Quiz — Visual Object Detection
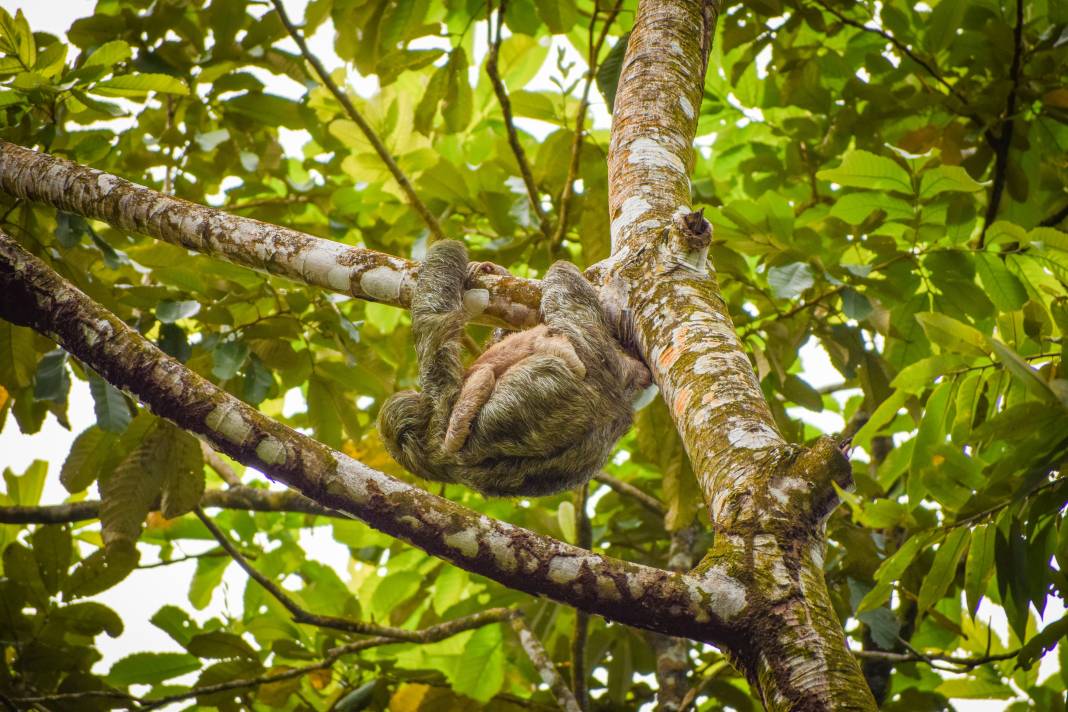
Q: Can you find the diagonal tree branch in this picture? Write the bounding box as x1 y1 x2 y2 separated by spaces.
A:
512 615 583 712
486 0 551 238
0 140 541 329
269 0 448 244
0 228 746 646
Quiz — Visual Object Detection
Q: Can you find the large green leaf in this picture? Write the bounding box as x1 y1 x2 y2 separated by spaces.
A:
817 150 912 193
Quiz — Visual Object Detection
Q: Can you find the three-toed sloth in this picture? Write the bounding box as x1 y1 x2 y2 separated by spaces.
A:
377 240 651 497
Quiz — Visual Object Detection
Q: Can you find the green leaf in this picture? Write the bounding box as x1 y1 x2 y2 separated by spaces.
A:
65 544 139 599
964 523 995 616
151 604 198 647
817 150 912 193
225 93 305 129
414 64 448 134
914 312 989 357
917 165 985 199
51 601 124 638
917 527 969 613
533 0 577 33
92 73 189 97
1017 615 1068 670
186 631 259 660
156 299 200 323
596 33 629 112
189 552 230 610
61 425 120 493
157 424 205 519
449 624 505 702
441 48 472 134
857 532 934 613
32 524 71 595
89 372 132 433
212 340 249 380
767 262 815 299
988 339 1060 403
108 651 200 686
852 389 908 451
829 192 913 224
4 459 48 506
557 500 576 543
33 349 70 402
891 355 963 394
0 322 35 389
975 253 1027 311
81 39 132 68
242 355 274 406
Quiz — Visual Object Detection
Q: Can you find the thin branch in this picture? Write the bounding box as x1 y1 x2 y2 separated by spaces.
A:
979 0 1026 244
269 0 447 243
486 0 551 237
11 610 513 711
571 483 592 710
592 472 665 516
227 195 314 211
138 549 227 569
201 440 242 486
551 0 623 250
0 486 335 525
512 615 583 712
196 506 460 640
854 645 1018 672
1039 203 1068 227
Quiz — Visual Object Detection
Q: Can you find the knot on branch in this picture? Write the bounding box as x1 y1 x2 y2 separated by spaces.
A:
783 435 854 524
671 208 712 254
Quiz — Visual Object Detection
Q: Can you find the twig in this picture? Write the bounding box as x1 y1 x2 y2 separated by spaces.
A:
228 195 314 211
512 615 583 712
1039 203 1068 227
592 472 665 515
137 549 227 569
201 440 241 486
571 483 592 710
486 0 551 237
979 0 1026 244
12 610 512 710
196 507 456 639
0 486 335 525
854 643 1018 672
270 0 447 243
551 0 623 250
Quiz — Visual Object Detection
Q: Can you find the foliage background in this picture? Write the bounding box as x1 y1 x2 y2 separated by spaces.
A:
0 0 1066 709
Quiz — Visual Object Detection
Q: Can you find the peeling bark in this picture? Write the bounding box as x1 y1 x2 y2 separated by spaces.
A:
0 141 540 330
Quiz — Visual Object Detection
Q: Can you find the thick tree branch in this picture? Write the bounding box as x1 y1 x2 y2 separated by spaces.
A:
0 140 540 329
0 229 746 646
269 0 447 243
605 0 874 707
0 485 333 524
486 0 551 238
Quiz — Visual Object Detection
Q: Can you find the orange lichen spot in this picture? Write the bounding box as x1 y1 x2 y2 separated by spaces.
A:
673 387 691 417
932 454 945 467
658 345 680 369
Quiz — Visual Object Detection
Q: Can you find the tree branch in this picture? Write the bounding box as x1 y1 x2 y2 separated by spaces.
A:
0 140 540 329
197 506 476 640
486 0 551 238
592 472 665 515
0 228 744 645
852 647 1018 671
1040 203 1068 227
571 483 592 710
269 0 447 243
512 615 583 712
979 0 1026 244
0 485 335 525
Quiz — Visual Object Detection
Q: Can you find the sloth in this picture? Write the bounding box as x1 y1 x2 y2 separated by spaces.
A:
377 240 651 497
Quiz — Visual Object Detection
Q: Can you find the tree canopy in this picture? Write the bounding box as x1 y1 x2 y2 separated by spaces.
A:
0 0 1066 710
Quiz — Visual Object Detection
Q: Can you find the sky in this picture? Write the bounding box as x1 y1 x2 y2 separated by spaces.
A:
0 1 1060 709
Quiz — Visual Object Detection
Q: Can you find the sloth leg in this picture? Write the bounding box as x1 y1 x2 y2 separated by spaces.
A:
443 366 496 453
532 333 586 378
